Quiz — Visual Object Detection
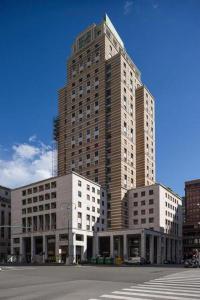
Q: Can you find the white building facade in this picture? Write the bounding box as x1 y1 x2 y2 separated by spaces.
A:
11 172 106 263
96 183 182 264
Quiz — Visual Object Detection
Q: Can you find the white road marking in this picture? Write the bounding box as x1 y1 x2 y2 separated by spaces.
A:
112 290 194 300
122 288 200 297
89 270 200 300
135 285 200 293
154 278 200 282
144 282 200 287
101 296 150 300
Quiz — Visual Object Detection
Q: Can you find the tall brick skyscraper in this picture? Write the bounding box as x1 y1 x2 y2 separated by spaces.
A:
57 15 155 230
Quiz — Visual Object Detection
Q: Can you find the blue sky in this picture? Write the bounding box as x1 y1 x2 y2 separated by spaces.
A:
0 0 200 193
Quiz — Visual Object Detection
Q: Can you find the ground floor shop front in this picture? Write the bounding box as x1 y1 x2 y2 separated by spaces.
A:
96 228 182 264
11 229 93 264
11 228 182 264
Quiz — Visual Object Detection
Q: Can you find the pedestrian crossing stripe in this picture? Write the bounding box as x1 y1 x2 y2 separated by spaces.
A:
88 270 200 300
111 290 196 300
122 288 200 297
136 285 200 293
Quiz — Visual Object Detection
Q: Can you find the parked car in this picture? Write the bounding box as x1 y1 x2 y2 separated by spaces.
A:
184 259 199 268
124 256 146 265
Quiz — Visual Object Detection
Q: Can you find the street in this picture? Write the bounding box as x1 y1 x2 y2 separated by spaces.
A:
1 265 200 300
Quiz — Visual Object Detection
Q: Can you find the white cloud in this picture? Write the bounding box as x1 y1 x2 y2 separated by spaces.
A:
124 0 133 15
29 134 37 143
0 137 55 188
12 144 40 159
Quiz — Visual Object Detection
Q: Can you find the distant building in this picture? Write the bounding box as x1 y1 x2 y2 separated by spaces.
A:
0 185 11 261
183 179 200 258
11 172 106 263
96 183 182 264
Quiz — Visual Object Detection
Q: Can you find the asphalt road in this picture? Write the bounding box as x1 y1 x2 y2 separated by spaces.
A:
0 265 197 300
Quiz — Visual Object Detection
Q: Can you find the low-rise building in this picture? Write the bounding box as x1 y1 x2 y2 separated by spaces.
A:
11 172 106 263
96 183 182 264
0 185 11 261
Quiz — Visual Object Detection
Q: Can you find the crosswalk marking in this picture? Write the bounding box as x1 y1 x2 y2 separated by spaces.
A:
122 288 200 297
144 282 200 287
154 278 200 282
101 296 150 300
88 270 200 300
135 285 200 293
111 291 195 300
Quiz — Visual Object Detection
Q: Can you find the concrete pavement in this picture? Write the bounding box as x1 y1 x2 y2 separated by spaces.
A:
0 265 193 300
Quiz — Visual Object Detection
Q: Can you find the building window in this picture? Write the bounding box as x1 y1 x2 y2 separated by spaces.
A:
51 202 56 209
149 199 154 205
149 190 154 195
45 193 50 200
33 187 37 193
78 180 82 187
78 191 82 197
45 183 50 190
134 193 138 198
133 219 138 225
149 208 154 214
51 192 56 199
141 218 146 224
141 200 145 206
149 217 154 223
141 191 145 197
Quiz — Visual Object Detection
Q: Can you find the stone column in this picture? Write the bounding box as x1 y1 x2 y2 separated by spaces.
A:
157 236 161 264
123 234 128 260
92 235 96 257
19 237 23 263
110 235 114 257
167 238 171 262
178 239 182 263
43 235 47 263
82 235 87 261
150 235 154 264
171 239 175 263
141 231 146 260
72 233 76 264
55 233 60 262
95 235 99 256
31 236 35 262
162 236 166 263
